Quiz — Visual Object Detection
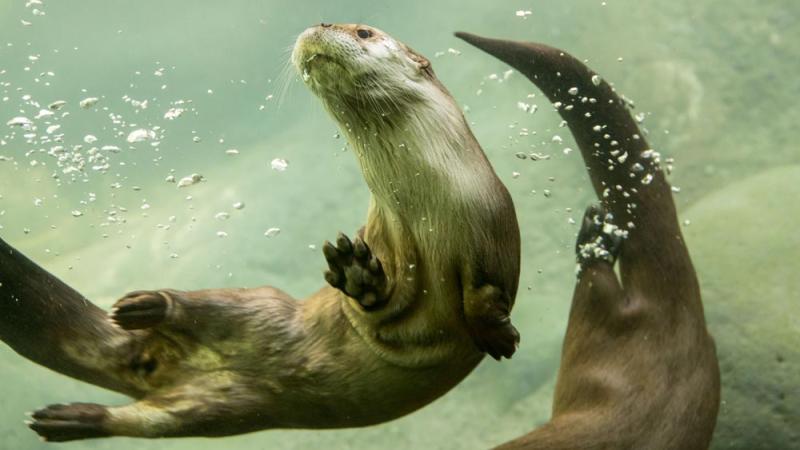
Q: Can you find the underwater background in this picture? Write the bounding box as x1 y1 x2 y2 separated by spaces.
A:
0 0 797 449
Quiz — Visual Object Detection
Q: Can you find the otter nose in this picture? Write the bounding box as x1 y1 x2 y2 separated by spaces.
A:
320 23 332 28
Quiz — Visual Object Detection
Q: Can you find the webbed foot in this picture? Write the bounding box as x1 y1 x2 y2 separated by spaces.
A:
109 290 169 330
27 403 110 442
323 232 389 310
576 204 624 270
464 285 520 360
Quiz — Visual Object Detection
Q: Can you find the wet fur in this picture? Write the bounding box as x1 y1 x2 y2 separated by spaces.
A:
456 33 720 450
293 24 521 365
0 24 520 441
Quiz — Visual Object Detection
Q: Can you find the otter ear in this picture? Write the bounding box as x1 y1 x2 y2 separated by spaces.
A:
403 45 430 70
409 52 430 69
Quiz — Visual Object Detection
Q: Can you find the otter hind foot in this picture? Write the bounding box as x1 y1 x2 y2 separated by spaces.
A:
109 290 169 330
576 204 624 270
323 232 389 310
464 285 520 360
28 403 110 442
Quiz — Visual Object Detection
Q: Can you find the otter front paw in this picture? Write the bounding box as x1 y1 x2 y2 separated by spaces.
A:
323 232 389 310
27 403 110 442
109 290 170 330
575 204 624 271
464 285 519 360
471 317 520 361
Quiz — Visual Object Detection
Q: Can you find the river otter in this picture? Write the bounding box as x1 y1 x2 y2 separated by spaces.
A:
0 24 520 441
455 33 720 449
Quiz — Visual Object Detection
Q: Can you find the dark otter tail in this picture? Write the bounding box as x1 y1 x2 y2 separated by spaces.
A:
456 33 720 449
455 31 698 308
0 237 142 397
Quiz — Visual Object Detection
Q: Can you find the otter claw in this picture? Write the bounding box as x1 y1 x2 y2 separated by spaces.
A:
368 256 382 274
323 232 389 310
324 269 342 289
335 232 353 254
353 237 369 261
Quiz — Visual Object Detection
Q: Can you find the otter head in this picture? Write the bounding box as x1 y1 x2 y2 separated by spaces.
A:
292 23 436 114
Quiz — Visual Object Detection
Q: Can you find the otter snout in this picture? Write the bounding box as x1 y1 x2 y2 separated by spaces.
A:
291 24 366 88
291 25 338 75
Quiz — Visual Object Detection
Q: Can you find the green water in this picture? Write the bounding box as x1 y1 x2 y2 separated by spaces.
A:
0 0 797 449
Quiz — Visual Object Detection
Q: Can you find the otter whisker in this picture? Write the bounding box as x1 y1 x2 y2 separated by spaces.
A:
278 35 305 108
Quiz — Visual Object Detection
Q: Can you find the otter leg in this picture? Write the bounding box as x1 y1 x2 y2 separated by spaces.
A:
27 403 111 442
463 284 520 360
109 286 298 345
575 204 623 273
29 400 188 441
323 232 390 310
29 400 185 441
28 378 263 441
568 204 625 317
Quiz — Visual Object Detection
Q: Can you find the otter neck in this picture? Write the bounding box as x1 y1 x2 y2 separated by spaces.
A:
324 95 495 221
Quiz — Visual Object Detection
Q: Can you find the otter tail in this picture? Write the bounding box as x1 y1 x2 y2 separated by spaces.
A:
455 31 699 304
0 237 143 397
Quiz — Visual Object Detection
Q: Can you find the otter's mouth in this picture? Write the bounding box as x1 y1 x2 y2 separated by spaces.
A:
301 53 343 80
305 53 329 65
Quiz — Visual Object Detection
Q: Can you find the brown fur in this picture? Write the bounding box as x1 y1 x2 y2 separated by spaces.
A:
456 32 720 450
0 24 521 441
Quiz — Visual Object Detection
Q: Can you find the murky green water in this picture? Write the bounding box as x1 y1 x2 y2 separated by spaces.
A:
1 1 797 449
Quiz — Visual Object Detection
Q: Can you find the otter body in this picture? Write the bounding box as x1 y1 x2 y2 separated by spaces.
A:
1 24 520 441
455 33 720 450
308 25 523 365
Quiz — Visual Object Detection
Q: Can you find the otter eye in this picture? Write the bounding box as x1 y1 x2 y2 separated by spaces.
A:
357 29 372 39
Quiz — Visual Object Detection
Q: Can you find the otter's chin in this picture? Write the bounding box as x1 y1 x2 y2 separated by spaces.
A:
294 49 349 91
301 64 351 96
